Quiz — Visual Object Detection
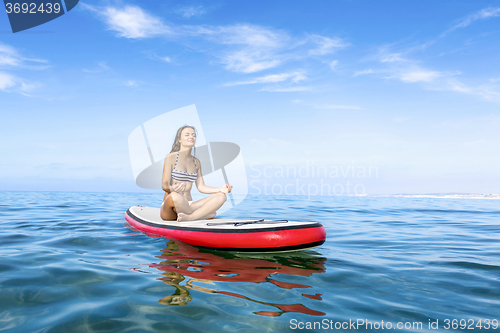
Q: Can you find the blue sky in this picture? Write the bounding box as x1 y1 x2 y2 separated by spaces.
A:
0 0 499 195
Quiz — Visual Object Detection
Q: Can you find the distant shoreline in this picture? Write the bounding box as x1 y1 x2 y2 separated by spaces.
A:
360 194 500 200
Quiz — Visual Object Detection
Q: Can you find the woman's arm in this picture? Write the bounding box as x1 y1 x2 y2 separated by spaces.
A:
194 157 231 194
161 154 174 193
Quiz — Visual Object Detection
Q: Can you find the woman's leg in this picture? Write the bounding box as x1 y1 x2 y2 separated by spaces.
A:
160 192 193 221
178 192 226 221
188 194 221 219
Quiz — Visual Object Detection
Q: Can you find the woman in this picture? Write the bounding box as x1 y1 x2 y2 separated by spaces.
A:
160 125 232 221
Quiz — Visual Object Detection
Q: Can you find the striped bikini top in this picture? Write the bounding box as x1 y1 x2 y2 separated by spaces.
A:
171 151 198 183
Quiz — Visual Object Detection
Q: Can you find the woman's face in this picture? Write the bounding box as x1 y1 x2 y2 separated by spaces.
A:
179 127 196 147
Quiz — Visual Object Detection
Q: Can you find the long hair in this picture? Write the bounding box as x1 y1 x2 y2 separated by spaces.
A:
170 125 197 154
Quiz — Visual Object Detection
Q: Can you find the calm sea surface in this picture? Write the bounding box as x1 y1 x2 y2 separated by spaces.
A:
1 191 499 332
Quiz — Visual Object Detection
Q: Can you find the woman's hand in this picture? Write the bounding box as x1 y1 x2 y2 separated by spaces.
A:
171 181 186 193
219 184 233 193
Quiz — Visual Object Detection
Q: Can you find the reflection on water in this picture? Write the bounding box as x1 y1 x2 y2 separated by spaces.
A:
150 238 327 316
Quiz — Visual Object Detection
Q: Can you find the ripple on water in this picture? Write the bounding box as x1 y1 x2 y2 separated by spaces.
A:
1 192 500 332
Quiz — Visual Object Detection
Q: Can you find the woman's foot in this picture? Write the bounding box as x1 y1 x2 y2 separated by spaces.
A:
177 212 193 222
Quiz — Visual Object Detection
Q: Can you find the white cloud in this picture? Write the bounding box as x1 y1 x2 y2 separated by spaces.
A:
355 50 458 84
446 7 500 34
192 24 342 74
0 44 21 67
83 61 110 73
142 51 173 64
308 35 349 55
467 84 500 103
382 66 459 84
0 43 46 96
477 87 500 102
438 79 473 94
213 31 349 74
223 71 306 86
426 78 500 104
0 72 15 90
176 5 205 18
353 69 376 77
18 81 40 93
328 60 338 70
86 5 349 74
0 71 40 97
212 24 287 48
398 69 448 83
203 24 290 73
159 56 171 63
0 43 48 69
380 53 407 63
89 6 291 73
351 8 500 105
83 4 171 39
124 80 139 87
222 51 281 73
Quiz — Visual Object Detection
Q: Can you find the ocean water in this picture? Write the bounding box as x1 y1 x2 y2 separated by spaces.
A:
1 191 499 332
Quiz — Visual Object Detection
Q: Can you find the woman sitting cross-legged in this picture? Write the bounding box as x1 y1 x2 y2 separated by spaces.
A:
160 125 232 222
